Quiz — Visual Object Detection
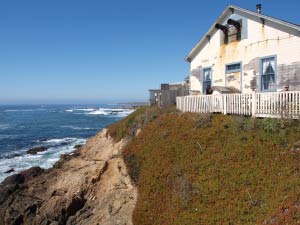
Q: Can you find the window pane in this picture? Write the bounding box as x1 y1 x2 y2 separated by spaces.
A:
226 63 241 73
203 68 211 81
262 58 275 75
261 57 276 91
202 68 212 93
262 61 268 74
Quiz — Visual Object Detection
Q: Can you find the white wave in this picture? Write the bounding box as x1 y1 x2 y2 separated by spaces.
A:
0 124 11 130
76 108 95 112
86 108 134 117
4 109 46 112
42 137 78 144
0 135 17 140
0 138 86 183
4 109 33 112
65 108 95 113
87 109 109 115
0 149 27 159
60 125 93 130
64 107 134 117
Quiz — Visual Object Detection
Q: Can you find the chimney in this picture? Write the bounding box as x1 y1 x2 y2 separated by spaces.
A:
256 4 262 14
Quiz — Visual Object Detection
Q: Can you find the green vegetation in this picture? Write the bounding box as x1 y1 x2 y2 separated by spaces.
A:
108 107 300 224
107 106 178 142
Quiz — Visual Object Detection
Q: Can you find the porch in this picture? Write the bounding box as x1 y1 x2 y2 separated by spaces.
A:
176 91 300 118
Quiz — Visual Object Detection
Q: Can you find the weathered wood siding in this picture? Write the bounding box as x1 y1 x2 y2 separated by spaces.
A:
190 13 300 94
149 90 178 107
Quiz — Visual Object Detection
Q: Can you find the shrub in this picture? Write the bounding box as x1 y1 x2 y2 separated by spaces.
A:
123 153 140 184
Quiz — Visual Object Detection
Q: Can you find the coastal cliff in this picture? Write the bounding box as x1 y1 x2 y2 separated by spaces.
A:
0 129 137 225
2 106 300 224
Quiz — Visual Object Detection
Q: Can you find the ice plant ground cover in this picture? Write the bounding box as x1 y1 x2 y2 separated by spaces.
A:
109 106 300 224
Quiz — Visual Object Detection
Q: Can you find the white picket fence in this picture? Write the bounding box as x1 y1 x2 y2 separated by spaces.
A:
176 91 300 118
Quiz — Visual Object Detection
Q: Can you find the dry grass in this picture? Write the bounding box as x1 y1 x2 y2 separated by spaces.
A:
109 107 300 224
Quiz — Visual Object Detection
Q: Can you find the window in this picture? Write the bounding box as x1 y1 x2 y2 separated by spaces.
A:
225 62 242 90
226 63 241 73
202 68 212 94
227 19 242 43
261 56 276 91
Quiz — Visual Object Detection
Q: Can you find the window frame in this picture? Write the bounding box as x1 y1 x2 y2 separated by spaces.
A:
226 62 242 73
225 61 242 91
259 55 277 92
202 67 212 94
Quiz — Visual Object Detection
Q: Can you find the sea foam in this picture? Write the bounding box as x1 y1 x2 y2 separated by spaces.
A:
86 108 134 116
65 107 134 117
0 137 86 182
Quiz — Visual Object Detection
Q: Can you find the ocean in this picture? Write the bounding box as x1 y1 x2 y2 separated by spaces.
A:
0 104 134 182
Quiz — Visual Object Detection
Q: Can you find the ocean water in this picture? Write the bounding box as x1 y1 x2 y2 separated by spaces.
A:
0 104 134 182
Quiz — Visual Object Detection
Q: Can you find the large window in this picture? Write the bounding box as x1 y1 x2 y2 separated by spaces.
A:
261 56 276 92
202 68 212 94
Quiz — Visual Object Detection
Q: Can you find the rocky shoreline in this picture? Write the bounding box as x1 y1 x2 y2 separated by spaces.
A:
0 129 137 225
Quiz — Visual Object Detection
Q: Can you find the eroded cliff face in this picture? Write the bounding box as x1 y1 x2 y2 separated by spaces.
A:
0 129 137 225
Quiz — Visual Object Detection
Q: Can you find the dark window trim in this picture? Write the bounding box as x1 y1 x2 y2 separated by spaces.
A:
259 55 277 92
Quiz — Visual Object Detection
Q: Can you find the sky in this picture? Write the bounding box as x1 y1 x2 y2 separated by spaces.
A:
0 0 299 104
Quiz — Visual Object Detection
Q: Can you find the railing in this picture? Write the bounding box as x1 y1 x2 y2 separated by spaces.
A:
176 91 300 118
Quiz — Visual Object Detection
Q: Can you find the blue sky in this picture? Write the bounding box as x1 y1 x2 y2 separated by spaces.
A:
0 0 299 104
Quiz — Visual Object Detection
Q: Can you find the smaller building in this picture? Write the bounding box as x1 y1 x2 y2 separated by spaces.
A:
149 82 189 107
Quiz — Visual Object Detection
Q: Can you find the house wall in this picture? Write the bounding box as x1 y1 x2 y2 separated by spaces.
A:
190 14 300 94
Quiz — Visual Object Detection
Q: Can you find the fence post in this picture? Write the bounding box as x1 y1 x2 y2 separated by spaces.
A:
223 95 227 115
252 93 256 117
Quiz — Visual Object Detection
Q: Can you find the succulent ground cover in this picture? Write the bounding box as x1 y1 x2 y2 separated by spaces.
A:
108 106 300 224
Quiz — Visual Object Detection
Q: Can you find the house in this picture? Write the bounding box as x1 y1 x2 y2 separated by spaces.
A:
186 4 300 95
149 81 189 107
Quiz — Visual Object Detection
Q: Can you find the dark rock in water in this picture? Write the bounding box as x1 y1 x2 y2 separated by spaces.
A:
74 144 82 149
2 173 25 185
2 167 44 186
59 141 70 146
0 153 21 160
27 146 48 155
54 151 81 169
4 168 15 174
5 153 21 159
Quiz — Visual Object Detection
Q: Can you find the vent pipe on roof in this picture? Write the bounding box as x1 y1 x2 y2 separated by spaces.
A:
256 4 262 14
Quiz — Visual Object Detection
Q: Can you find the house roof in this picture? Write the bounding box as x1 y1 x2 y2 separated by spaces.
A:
185 5 300 62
